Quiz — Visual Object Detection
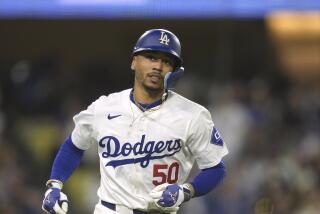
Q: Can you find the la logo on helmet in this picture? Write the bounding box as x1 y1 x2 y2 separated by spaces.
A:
159 31 170 45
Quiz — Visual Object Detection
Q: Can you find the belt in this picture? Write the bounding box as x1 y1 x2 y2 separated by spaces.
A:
100 200 169 214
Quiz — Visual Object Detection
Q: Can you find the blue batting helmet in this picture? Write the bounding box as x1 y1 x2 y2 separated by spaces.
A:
132 29 182 67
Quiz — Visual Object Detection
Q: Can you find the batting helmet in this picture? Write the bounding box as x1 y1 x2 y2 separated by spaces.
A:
132 29 182 68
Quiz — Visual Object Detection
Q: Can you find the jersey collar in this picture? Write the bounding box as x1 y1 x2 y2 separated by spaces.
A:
129 89 168 112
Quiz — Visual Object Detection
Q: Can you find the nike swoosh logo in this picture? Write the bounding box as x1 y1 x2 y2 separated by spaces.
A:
108 114 121 120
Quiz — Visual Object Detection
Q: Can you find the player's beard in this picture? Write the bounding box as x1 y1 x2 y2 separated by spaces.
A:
142 78 164 94
139 74 165 96
134 69 165 96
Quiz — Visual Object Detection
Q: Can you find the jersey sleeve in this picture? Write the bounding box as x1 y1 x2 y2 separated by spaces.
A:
187 109 228 169
71 99 98 150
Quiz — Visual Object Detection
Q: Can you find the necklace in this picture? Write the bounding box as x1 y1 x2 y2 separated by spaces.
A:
132 91 168 113
129 90 169 127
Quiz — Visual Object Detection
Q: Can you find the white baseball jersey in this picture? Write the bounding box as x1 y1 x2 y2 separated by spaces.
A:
71 88 228 210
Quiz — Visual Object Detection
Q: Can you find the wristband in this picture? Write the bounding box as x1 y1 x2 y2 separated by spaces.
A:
46 179 63 189
181 183 195 202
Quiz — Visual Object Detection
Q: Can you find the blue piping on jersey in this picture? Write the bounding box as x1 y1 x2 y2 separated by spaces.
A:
129 89 168 111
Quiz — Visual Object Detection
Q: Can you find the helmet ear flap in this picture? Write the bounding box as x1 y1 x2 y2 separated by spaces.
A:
164 67 184 89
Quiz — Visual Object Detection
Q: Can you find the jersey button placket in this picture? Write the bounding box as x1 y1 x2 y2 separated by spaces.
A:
138 115 147 132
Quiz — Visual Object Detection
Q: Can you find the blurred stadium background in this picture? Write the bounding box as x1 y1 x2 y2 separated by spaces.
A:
0 1 319 214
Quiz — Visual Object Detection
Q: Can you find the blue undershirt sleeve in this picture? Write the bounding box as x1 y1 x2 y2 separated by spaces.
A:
190 161 226 197
50 136 85 182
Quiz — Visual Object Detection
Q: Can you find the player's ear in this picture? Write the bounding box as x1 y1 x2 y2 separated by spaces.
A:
131 56 136 70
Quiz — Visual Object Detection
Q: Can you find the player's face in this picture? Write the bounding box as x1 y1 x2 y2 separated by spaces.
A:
131 51 175 93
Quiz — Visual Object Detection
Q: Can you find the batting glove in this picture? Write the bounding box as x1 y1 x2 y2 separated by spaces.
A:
42 180 69 214
149 183 194 212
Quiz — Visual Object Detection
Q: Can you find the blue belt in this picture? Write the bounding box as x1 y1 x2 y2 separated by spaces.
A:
100 200 169 214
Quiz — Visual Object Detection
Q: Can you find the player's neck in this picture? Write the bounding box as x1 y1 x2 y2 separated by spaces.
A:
133 86 164 104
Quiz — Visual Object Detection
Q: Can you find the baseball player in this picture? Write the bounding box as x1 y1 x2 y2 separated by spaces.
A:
42 29 228 214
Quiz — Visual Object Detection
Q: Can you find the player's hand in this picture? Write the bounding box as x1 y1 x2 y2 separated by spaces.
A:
149 183 193 212
42 180 69 214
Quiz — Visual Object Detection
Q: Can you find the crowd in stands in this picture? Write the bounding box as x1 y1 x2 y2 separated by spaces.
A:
0 55 319 214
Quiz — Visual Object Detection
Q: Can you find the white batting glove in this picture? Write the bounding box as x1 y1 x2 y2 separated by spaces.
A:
42 180 69 214
149 183 194 212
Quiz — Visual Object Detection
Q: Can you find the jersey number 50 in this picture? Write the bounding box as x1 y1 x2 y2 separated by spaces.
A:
152 162 179 186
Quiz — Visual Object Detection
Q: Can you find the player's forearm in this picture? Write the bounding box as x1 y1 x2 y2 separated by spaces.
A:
190 161 226 197
50 136 85 182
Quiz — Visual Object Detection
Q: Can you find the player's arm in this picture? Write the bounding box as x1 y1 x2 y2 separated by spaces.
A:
49 136 85 182
42 97 99 214
190 160 226 197
42 136 85 214
187 110 228 197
